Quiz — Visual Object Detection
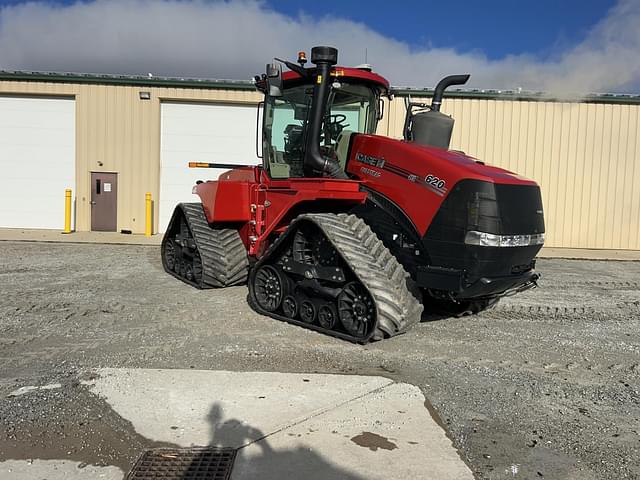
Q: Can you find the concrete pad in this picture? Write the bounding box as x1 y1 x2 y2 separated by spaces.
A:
0 459 123 480
86 368 393 447
86 368 473 479
0 228 161 245
233 382 473 480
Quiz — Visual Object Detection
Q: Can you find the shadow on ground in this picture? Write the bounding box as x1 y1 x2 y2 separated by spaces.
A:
193 402 366 480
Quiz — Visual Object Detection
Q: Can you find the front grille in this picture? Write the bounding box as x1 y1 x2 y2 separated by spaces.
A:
423 179 545 280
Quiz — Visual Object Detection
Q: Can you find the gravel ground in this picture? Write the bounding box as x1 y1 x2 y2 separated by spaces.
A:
0 241 638 479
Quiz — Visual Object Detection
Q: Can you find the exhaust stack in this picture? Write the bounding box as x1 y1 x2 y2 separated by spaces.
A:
431 74 470 112
404 74 470 150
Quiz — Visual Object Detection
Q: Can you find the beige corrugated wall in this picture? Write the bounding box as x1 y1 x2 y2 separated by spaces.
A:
1 79 639 249
0 80 261 233
384 97 640 250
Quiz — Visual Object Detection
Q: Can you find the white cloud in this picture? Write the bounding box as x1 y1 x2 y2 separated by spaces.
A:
0 0 638 95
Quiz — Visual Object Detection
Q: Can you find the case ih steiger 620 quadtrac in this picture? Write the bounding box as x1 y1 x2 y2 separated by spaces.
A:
161 46 545 343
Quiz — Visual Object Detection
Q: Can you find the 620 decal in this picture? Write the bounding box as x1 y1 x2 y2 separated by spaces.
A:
407 172 447 196
425 174 446 190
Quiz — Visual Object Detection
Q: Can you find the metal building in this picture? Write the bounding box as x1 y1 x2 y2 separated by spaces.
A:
1 71 639 251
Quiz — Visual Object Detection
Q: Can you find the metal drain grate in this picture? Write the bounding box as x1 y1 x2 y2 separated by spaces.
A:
127 447 237 479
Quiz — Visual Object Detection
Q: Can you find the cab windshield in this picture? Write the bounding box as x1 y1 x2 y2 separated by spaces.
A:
263 82 379 178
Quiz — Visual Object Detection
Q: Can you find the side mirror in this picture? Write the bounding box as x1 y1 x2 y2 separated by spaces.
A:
255 101 264 159
266 63 283 97
377 98 385 121
294 104 308 121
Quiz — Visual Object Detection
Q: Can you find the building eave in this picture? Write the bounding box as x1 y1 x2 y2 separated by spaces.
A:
2 70 640 104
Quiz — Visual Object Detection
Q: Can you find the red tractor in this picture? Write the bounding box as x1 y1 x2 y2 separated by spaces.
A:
161 46 545 342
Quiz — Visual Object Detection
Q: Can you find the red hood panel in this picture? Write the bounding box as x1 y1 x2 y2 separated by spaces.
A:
346 134 539 234
353 135 535 185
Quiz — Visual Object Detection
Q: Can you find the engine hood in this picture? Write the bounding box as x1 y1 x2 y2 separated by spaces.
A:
353 135 535 185
346 134 541 235
385 136 536 185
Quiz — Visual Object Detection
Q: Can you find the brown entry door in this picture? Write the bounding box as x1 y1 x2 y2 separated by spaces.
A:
91 172 117 231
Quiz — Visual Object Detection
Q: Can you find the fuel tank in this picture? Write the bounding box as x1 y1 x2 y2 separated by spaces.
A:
193 167 258 223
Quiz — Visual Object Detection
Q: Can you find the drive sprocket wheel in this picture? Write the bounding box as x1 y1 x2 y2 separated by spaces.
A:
338 282 375 338
253 265 284 312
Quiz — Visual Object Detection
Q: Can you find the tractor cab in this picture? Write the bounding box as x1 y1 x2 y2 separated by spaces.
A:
256 47 389 180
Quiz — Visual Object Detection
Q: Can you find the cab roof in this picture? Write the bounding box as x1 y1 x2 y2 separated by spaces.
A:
282 66 390 94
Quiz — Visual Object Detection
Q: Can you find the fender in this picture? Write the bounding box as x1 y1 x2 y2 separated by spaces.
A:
351 187 430 276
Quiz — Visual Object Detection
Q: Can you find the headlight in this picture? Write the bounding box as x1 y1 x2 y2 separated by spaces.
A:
464 230 545 247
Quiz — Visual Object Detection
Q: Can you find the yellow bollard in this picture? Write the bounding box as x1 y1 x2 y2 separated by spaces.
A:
63 189 72 234
145 192 153 237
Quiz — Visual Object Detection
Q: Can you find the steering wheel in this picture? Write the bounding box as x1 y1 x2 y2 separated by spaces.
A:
328 114 347 125
323 114 349 144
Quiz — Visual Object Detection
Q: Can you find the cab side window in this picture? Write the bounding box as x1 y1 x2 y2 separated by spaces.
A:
264 86 311 178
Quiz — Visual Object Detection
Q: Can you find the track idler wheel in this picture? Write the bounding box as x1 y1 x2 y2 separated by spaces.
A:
338 282 375 338
164 240 176 272
282 295 298 319
299 300 316 324
253 265 285 312
183 255 203 284
318 303 338 330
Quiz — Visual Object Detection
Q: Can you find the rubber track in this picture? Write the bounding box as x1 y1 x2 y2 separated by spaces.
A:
163 203 249 288
250 213 423 342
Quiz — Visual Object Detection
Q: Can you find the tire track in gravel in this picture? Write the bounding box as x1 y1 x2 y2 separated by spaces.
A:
2 244 640 479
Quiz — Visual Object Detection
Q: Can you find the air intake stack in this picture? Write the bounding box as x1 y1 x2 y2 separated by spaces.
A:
303 46 347 179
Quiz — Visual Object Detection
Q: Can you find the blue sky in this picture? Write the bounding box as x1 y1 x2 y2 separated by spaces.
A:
0 0 615 60
267 0 616 60
0 0 637 94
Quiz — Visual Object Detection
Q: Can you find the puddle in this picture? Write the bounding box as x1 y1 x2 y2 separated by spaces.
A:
350 432 398 451
0 379 179 472
7 383 62 398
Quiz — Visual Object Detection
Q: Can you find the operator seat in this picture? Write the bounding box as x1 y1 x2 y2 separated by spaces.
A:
335 130 355 171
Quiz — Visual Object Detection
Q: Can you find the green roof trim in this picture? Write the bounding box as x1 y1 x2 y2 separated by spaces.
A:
2 70 640 105
392 87 640 105
0 70 256 91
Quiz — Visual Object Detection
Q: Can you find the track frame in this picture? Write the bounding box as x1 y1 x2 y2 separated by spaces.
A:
248 213 423 343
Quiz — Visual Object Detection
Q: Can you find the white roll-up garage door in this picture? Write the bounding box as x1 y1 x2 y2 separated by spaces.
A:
0 96 75 229
159 102 260 232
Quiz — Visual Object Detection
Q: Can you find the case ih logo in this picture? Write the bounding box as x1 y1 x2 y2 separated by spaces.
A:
356 151 447 196
356 152 385 168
